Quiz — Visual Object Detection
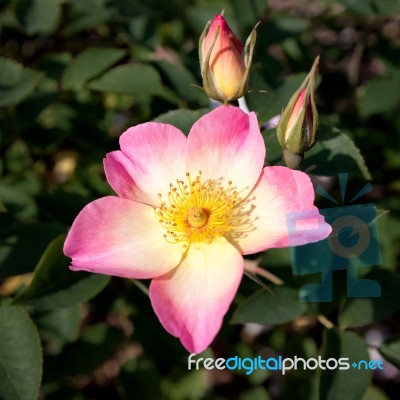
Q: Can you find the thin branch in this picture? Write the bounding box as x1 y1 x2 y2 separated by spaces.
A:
130 279 149 296
244 259 285 285
317 314 335 329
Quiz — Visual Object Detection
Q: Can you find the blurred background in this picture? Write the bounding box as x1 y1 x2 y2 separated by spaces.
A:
0 0 400 399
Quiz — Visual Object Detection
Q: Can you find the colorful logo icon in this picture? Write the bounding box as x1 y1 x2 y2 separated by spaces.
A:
287 173 382 302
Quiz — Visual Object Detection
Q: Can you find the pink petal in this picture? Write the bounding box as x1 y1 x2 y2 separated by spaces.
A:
203 15 243 59
103 151 140 201
64 196 183 278
233 166 332 254
187 106 265 199
150 239 243 353
202 15 245 100
104 122 187 206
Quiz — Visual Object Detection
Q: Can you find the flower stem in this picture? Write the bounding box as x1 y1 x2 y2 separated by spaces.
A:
238 96 250 114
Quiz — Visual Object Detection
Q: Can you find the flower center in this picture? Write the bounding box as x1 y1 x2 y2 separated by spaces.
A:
154 171 239 248
187 207 208 228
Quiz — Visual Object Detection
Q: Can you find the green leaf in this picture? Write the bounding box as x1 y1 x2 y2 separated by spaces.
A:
35 190 91 226
239 387 271 400
62 47 126 90
63 0 112 36
262 128 283 165
0 185 38 221
153 108 210 135
337 0 375 15
319 329 371 400
362 386 389 400
15 0 61 35
231 286 307 325
61 323 124 375
34 306 81 348
379 335 400 369
357 75 400 118
274 16 310 34
231 0 268 28
370 0 400 15
248 73 307 124
118 358 162 400
14 235 110 310
0 221 65 279
88 64 166 96
0 302 42 400
302 125 371 180
4 141 31 173
156 61 208 105
15 91 59 126
186 2 237 35
339 269 400 328
0 57 42 107
163 369 207 400
379 215 400 271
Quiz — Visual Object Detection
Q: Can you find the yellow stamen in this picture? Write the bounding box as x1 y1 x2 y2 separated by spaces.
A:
154 171 242 245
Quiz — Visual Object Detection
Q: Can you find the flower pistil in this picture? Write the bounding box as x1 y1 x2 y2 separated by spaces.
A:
155 171 240 247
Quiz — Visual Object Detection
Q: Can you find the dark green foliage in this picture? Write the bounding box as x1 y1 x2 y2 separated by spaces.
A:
0 0 400 399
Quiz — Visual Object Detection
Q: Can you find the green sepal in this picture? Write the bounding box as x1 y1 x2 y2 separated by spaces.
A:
198 20 211 72
229 21 260 103
199 23 226 102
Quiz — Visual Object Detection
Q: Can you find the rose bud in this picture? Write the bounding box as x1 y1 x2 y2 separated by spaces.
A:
276 56 320 169
199 14 258 103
